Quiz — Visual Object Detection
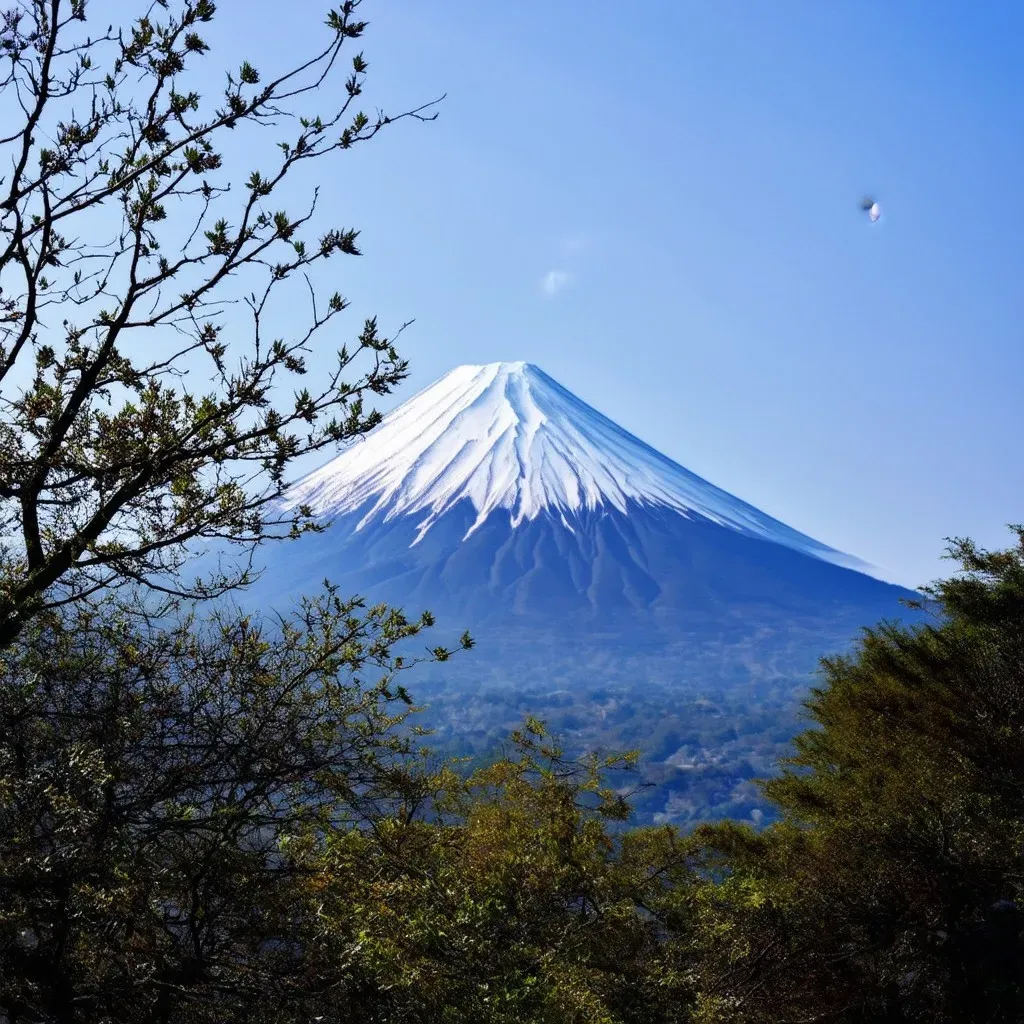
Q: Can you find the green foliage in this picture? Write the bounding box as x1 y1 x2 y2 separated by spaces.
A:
0 589 457 1022
307 720 698 1024
0 0 440 646
689 529 1024 1022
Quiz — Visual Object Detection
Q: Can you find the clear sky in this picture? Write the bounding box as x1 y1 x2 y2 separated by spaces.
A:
213 1 1024 588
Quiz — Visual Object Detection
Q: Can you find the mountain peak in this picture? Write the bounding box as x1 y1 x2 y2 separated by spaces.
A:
283 362 860 568
481 360 532 372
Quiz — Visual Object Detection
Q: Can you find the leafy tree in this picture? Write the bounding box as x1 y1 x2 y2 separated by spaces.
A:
0 0 439 647
309 720 700 1024
0 590 468 1022
688 530 1024 1023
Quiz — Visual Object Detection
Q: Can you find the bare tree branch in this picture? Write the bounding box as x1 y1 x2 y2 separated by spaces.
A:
0 0 441 646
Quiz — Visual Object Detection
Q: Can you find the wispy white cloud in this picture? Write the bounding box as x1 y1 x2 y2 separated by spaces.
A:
541 269 571 297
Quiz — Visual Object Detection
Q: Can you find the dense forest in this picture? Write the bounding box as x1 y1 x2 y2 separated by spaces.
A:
0 2 1020 1021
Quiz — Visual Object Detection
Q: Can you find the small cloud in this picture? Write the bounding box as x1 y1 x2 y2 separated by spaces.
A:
541 269 571 297
562 235 586 254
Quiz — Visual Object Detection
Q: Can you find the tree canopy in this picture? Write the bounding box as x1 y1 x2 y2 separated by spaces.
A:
0 590 463 1021
687 531 1024 1022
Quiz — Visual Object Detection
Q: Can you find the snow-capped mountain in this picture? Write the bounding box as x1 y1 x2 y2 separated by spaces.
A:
282 361 862 569
246 360 911 639
237 360 918 826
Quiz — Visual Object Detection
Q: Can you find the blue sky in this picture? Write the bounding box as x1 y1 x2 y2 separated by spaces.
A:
215 1 1024 588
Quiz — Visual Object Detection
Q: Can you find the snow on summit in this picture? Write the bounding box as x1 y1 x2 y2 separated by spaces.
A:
283 361 857 566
